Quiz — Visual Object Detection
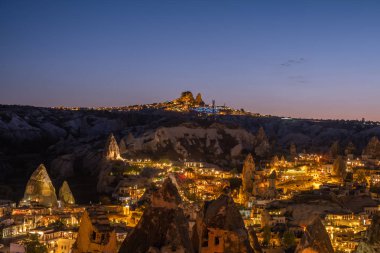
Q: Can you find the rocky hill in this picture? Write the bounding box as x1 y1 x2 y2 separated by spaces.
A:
1 104 380 202
124 123 257 166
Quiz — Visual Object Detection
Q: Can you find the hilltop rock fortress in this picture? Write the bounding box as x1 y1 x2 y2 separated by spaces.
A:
192 191 256 253
19 164 58 207
295 217 334 253
104 133 121 160
119 178 194 253
58 180 75 206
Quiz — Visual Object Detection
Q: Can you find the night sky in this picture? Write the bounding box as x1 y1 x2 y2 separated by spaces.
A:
1 1 380 120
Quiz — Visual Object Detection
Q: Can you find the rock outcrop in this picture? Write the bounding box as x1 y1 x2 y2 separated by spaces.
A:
242 154 255 194
367 214 380 245
355 214 380 252
192 193 254 253
103 133 120 160
119 139 127 154
355 242 377 253
119 178 194 253
255 127 270 157
176 91 195 105
295 217 334 253
195 93 205 106
125 124 256 164
20 164 58 207
363 136 380 159
51 154 75 178
73 208 117 253
290 143 297 157
345 141 356 156
248 227 262 253
329 140 340 158
59 181 75 206
333 156 346 179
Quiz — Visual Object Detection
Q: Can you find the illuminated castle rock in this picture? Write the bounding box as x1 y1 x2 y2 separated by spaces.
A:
59 180 75 206
19 164 58 208
192 191 256 253
176 91 195 105
73 208 117 253
174 91 205 107
104 133 121 160
119 178 194 253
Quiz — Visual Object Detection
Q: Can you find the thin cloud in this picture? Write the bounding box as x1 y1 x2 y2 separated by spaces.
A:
281 58 306 67
287 75 309 86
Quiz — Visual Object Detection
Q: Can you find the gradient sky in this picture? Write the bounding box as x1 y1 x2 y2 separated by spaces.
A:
1 1 380 120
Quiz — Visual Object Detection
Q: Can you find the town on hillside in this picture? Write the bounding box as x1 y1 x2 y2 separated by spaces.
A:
1 119 380 252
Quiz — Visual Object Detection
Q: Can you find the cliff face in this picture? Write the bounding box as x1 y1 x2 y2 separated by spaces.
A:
119 178 194 253
20 164 58 207
192 193 254 253
295 217 334 253
125 124 256 166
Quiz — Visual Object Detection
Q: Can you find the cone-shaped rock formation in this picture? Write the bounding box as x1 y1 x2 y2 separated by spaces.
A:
59 181 75 206
192 193 254 253
104 133 120 160
119 178 194 253
20 164 58 207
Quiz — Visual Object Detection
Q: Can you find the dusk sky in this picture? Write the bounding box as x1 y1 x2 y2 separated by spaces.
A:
1 1 380 120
